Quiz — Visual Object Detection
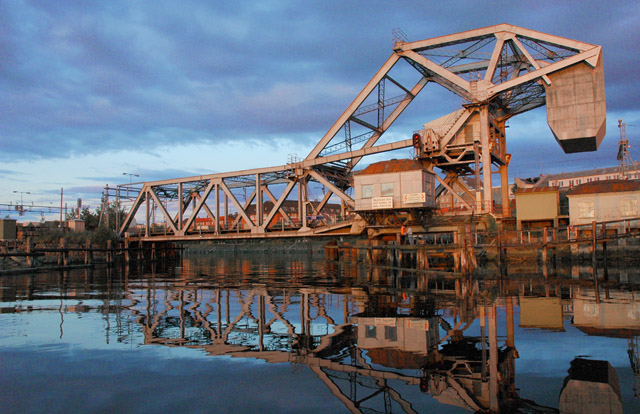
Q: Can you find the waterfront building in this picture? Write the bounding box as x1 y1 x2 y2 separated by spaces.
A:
514 187 561 230
516 163 640 190
566 180 640 227
548 163 640 189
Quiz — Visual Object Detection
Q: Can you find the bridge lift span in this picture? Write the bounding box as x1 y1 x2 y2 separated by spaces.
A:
118 24 605 241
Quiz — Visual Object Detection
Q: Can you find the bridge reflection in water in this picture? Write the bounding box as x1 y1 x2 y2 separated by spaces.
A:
1 255 638 413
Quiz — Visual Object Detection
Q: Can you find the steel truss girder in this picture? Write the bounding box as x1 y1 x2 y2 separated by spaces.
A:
118 168 355 238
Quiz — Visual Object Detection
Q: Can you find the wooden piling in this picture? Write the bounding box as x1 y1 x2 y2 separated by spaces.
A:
498 230 507 277
84 238 93 265
342 242 350 262
324 241 337 261
106 240 113 264
417 248 429 270
387 245 395 267
58 238 68 266
124 237 130 263
26 237 34 268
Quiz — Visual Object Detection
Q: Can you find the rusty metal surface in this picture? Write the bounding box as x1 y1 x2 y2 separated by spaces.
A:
567 179 640 195
356 159 426 176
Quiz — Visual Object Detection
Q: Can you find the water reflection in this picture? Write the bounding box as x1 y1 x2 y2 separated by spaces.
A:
1 255 639 413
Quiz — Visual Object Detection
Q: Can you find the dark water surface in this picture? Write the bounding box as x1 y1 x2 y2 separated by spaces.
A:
1 253 640 413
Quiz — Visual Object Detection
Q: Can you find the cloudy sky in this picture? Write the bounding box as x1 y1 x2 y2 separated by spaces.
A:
1 0 639 221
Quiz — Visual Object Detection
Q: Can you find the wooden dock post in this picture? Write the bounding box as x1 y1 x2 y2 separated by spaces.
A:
417 247 429 270
324 241 337 261
26 237 34 268
459 224 475 275
499 230 507 278
371 240 383 264
124 237 130 263
342 242 350 262
395 246 402 268
106 240 113 264
365 242 372 263
63 238 69 266
85 238 93 265
58 238 68 266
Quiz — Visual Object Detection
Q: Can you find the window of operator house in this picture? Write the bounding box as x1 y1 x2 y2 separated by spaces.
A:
381 183 394 197
362 184 373 199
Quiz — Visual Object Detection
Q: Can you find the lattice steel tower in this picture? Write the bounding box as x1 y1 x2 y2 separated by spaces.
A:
618 119 638 179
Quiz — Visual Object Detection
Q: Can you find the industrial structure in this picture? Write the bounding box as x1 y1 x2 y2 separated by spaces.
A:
116 24 606 242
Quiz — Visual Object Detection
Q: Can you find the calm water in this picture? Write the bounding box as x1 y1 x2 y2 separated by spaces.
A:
1 253 639 413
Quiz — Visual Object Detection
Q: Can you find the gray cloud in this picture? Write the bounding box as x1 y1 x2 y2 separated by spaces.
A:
1 0 638 178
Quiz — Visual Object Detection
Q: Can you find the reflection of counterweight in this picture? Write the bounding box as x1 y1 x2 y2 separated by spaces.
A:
559 358 623 414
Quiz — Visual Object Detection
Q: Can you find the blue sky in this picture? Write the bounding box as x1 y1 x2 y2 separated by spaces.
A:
1 1 639 221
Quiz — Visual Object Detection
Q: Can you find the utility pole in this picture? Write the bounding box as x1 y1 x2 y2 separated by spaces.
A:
60 188 63 228
13 190 30 216
123 172 139 198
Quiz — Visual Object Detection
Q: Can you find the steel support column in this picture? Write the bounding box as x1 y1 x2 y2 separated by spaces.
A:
177 182 183 235
215 183 220 234
145 192 150 237
224 190 228 231
480 106 493 212
256 174 263 230
501 164 510 217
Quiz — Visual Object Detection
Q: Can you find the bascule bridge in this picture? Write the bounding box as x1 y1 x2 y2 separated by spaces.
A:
117 24 606 242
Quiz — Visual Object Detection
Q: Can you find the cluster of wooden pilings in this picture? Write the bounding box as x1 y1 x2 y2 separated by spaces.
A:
324 240 475 274
121 238 180 264
1 237 179 274
325 219 640 277
493 220 640 278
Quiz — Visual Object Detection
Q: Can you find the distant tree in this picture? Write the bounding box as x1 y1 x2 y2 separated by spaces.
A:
66 207 100 230
65 202 126 231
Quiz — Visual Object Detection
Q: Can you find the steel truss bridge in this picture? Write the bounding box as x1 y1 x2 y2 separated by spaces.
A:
117 24 604 242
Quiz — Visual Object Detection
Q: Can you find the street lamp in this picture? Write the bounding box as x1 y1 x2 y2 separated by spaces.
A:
13 190 30 216
122 172 139 198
